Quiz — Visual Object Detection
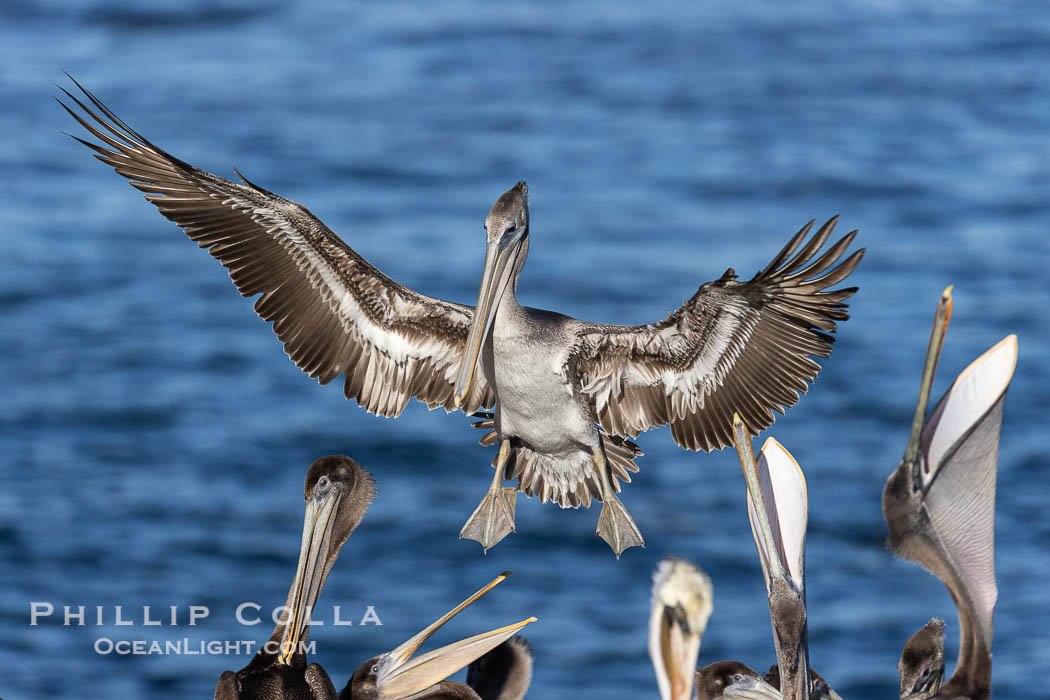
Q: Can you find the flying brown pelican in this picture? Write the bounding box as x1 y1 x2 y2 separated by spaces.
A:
466 637 533 700
59 78 864 556
339 572 536 700
648 557 714 700
882 288 1017 700
214 455 375 700
897 619 946 699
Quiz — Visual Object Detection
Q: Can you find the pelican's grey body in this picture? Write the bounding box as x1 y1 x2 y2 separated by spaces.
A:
486 303 601 499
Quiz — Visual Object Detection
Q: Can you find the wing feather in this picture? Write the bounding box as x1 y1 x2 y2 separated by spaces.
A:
574 219 863 451
60 79 493 417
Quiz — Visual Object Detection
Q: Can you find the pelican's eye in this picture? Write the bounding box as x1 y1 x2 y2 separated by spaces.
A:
371 664 379 674
732 674 745 683
919 667 930 678
506 223 517 234
318 476 330 489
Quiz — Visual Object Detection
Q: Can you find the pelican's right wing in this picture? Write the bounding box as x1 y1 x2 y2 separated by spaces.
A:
59 79 493 417
917 334 1017 653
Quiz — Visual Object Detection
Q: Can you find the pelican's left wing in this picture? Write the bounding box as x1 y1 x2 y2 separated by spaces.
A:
573 219 863 451
59 79 494 418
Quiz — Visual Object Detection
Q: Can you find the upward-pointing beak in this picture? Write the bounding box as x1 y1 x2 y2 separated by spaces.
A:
374 572 537 699
904 285 953 466
454 231 523 409
732 416 812 699
278 478 344 664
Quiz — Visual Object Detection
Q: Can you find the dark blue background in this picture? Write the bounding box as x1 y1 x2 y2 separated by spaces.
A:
3 1 1047 697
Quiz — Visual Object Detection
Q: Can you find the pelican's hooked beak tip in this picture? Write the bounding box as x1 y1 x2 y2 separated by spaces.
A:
941 284 953 300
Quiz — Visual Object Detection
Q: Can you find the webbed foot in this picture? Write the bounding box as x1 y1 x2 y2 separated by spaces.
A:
460 439 517 553
460 485 517 553
596 492 644 558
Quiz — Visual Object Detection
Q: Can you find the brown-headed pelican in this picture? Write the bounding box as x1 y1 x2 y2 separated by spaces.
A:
466 637 533 700
648 557 714 700
59 78 863 556
882 288 1017 700
897 619 946 699
695 661 769 700
339 572 536 700
215 455 375 700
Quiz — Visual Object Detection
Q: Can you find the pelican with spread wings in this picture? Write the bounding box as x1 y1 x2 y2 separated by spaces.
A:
60 78 863 556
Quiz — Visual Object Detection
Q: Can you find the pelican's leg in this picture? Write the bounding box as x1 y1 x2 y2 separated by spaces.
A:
459 440 518 553
593 444 644 558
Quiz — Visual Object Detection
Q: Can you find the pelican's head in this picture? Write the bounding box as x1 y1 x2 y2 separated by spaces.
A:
454 182 531 409
695 661 772 700
898 618 946 699
484 181 529 245
274 455 376 665
649 557 714 700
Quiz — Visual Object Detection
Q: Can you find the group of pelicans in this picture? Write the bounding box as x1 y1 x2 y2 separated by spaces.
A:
56 78 1018 698
210 288 1016 700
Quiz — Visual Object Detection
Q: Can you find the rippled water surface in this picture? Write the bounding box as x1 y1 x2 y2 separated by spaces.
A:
3 2 1048 698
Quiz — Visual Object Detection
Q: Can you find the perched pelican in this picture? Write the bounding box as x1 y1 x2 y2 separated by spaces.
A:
214 456 376 700
731 418 842 700
648 557 714 700
734 419 811 700
339 572 536 700
882 288 1017 700
695 661 770 700
466 637 534 700
60 78 864 555
897 619 946 699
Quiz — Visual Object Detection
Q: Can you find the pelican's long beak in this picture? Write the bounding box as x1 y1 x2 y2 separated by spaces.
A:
278 477 345 664
454 231 525 409
732 417 811 700
724 674 785 699
903 285 953 466
375 572 537 699
652 603 703 700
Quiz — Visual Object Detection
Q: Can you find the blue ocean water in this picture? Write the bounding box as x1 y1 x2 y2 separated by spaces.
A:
2 1 1048 697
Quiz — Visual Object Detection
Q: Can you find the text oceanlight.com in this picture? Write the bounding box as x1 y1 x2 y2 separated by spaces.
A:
94 638 317 656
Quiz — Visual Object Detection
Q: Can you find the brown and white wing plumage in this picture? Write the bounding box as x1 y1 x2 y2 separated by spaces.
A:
59 80 493 417
574 219 863 451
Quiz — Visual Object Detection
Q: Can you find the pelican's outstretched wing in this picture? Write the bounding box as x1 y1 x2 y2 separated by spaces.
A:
915 335 1016 654
59 79 493 417
573 219 863 451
